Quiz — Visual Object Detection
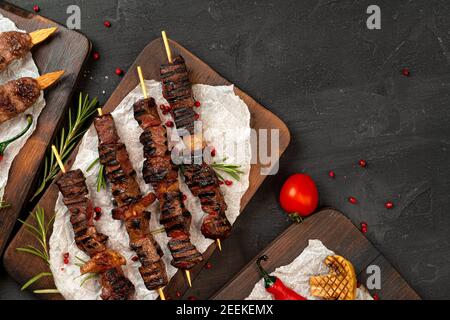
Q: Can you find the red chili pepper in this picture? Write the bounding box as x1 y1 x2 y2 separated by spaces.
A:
256 255 307 300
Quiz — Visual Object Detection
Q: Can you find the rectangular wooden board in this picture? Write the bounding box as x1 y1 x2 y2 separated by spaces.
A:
0 3 91 255
3 38 291 299
213 208 420 300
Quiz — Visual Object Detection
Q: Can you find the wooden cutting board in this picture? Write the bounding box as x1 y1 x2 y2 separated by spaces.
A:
3 38 291 299
214 209 420 300
0 3 90 255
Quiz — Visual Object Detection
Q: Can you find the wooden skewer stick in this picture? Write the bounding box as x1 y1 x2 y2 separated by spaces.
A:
216 239 222 251
30 27 58 46
36 70 65 90
97 108 103 116
158 288 166 301
135 66 168 300
161 33 223 255
185 270 192 288
51 145 66 173
137 66 148 99
138 64 193 289
161 31 173 63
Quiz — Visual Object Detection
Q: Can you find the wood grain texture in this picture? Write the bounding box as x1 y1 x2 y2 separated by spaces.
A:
3 38 290 299
214 208 420 300
0 3 90 255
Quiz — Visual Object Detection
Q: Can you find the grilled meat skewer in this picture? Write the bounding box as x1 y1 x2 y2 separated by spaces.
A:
0 70 64 125
160 55 232 241
94 114 169 291
134 97 203 270
0 28 57 72
56 169 135 300
160 56 197 136
182 163 232 240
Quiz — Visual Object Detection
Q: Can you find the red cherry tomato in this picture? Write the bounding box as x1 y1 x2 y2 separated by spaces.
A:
279 174 319 222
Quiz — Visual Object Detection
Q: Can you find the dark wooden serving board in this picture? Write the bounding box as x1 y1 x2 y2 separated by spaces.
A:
214 209 420 300
0 3 90 255
3 38 291 299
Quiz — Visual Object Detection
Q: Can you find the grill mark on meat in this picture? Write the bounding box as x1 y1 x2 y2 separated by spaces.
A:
160 56 197 135
183 163 232 240
0 77 40 125
100 268 135 300
134 98 203 270
56 169 135 300
160 54 232 241
94 114 169 290
0 32 32 72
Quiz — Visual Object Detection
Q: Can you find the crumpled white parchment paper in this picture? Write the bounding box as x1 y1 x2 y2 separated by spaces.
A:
49 80 252 300
0 14 45 201
246 240 373 300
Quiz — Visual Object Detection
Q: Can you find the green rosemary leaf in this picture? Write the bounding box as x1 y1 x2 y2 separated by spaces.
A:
46 214 56 234
227 171 241 181
16 247 47 262
211 162 244 182
87 158 100 172
75 255 88 264
21 272 52 291
80 273 98 287
34 208 46 238
215 171 225 181
23 229 47 257
18 219 40 236
31 93 99 200
33 289 59 294
0 201 11 209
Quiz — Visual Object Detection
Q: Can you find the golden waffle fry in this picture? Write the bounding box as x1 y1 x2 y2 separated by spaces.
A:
309 255 357 300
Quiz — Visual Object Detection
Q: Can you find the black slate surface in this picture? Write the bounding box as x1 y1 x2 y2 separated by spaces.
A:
1 0 450 300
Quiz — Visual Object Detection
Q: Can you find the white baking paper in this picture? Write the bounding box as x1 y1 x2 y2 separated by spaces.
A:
49 80 252 300
0 14 45 201
246 240 373 300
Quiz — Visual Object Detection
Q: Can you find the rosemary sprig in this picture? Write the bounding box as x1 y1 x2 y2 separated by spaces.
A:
31 93 99 201
0 200 11 209
211 159 244 182
80 273 98 287
87 157 107 192
17 207 54 264
21 272 52 291
16 207 56 292
33 289 60 294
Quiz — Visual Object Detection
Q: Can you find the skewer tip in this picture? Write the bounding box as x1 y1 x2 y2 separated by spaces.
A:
137 66 148 99
158 287 166 300
97 108 103 116
185 270 192 288
36 70 65 90
51 145 66 173
161 30 173 64
216 239 222 251
30 27 58 46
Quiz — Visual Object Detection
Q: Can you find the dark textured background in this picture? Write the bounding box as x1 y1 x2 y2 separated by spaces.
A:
1 0 450 300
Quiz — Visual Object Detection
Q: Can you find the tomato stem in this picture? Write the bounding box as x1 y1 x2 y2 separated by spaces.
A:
288 213 304 224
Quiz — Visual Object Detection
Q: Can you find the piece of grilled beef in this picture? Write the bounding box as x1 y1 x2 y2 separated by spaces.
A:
56 170 108 256
182 163 232 240
94 114 169 291
0 31 32 72
160 55 232 241
100 267 135 300
160 55 198 135
0 77 40 125
56 169 135 300
134 98 203 270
